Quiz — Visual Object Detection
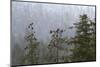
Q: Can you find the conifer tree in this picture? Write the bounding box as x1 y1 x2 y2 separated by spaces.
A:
47 28 66 63
22 22 39 64
69 14 96 61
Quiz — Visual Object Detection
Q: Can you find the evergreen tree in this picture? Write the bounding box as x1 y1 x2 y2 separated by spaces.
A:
47 28 67 63
22 22 39 64
69 14 96 61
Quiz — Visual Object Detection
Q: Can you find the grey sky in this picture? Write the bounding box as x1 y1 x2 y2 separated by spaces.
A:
12 1 95 45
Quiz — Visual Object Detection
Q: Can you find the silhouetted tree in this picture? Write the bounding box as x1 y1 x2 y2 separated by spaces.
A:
69 14 96 61
47 28 68 63
22 22 40 64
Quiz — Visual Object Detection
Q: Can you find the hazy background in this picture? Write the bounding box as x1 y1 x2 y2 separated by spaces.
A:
12 1 95 45
11 1 95 65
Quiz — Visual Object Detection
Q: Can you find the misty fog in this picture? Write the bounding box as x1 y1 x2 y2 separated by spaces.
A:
11 1 95 65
